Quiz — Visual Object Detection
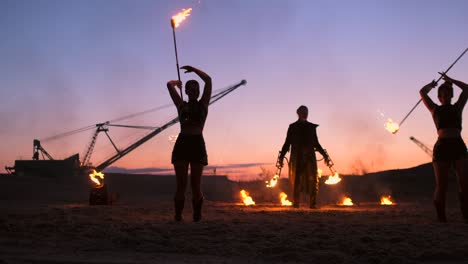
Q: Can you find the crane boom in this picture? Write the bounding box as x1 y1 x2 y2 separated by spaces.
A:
94 80 247 172
409 136 433 157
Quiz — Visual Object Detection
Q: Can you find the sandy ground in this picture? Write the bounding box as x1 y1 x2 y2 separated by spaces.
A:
1 170 468 264
1 199 468 264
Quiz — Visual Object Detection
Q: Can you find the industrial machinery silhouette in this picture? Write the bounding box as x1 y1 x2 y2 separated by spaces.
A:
5 80 247 203
409 136 432 157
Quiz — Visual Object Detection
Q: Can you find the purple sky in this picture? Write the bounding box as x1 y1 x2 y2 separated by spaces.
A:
1 0 468 179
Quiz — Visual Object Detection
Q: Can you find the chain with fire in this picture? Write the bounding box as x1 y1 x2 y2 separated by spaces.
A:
240 151 397 207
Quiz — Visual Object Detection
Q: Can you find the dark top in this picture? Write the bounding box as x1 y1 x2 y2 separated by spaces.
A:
178 101 208 130
433 104 462 130
280 121 325 159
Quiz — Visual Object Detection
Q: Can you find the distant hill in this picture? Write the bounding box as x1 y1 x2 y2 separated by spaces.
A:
104 162 445 205
1 162 463 206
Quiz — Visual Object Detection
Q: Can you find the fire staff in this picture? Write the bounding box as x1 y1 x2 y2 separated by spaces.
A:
278 105 331 208
420 73 468 223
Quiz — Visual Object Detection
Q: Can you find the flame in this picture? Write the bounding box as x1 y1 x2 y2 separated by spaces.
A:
325 172 342 185
171 8 192 28
317 168 323 178
339 197 353 206
89 169 105 188
279 192 292 206
266 174 280 188
240 190 255 206
384 118 400 134
380 195 394 205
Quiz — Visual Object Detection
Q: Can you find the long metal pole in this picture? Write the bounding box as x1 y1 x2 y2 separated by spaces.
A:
398 47 468 128
171 19 183 100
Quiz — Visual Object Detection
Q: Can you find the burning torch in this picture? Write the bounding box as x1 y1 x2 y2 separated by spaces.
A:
395 47 468 131
171 8 192 100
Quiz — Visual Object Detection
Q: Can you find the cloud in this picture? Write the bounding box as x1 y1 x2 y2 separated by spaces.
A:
105 162 272 175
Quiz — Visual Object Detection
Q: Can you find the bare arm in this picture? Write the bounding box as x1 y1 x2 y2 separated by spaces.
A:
167 80 183 108
180 65 212 107
419 80 437 112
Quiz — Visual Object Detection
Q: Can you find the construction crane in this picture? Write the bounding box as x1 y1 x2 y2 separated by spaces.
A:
6 80 246 175
32 139 54 160
409 136 433 157
93 79 246 172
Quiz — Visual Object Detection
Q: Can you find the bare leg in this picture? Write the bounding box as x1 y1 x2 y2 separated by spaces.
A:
455 158 468 221
173 161 189 221
433 161 451 222
190 162 204 222
190 163 204 201
174 161 189 200
455 158 468 192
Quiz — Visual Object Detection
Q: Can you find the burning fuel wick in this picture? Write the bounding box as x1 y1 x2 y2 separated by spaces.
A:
384 118 400 134
322 151 342 185
171 20 182 100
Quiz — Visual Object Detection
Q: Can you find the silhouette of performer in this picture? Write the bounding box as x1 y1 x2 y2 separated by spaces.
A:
420 73 468 222
167 65 212 222
278 105 331 208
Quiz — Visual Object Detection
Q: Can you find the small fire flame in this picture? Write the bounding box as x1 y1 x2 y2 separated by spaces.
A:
89 169 104 188
384 118 400 134
171 8 192 28
279 192 292 206
380 195 394 205
325 172 342 185
240 190 255 206
317 168 322 178
266 174 279 188
339 197 353 206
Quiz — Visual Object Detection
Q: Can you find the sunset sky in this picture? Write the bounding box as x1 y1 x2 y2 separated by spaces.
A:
1 0 468 180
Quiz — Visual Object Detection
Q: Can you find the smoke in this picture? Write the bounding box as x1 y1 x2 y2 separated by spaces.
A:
349 143 387 175
327 104 392 175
